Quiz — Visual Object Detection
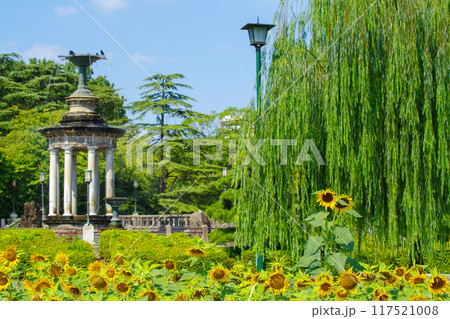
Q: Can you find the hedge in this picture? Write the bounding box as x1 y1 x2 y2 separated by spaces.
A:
0 229 96 269
99 230 233 269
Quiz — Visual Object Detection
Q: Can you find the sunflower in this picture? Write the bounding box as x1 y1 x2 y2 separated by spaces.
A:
65 285 82 298
335 287 349 301
31 278 54 295
408 273 427 285
192 288 206 299
30 254 47 263
295 278 312 291
394 267 406 277
114 281 131 296
0 246 20 270
428 275 448 295
243 273 253 281
163 259 176 271
54 252 69 266
174 293 188 301
138 289 160 301
89 275 108 292
0 271 10 291
267 269 289 295
113 255 126 266
376 292 390 301
316 280 334 298
104 265 118 281
209 265 229 283
316 188 337 210
170 273 182 283
315 271 333 283
120 269 133 280
88 261 104 274
338 269 360 294
334 195 355 214
378 271 399 286
410 265 425 274
360 271 377 284
186 248 207 258
408 294 428 301
250 272 265 285
48 263 63 278
64 265 78 277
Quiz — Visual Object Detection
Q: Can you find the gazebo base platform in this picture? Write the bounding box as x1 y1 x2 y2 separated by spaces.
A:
44 215 114 229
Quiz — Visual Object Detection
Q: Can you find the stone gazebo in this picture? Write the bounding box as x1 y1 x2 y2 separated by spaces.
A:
40 53 125 227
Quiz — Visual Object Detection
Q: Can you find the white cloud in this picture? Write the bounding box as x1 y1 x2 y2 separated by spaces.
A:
90 0 127 14
54 5 77 16
132 52 157 64
22 44 66 61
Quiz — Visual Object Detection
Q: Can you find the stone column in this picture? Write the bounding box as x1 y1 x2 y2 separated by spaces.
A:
56 151 60 215
71 152 78 216
62 146 73 216
105 148 115 215
48 148 59 216
95 152 100 215
87 146 98 215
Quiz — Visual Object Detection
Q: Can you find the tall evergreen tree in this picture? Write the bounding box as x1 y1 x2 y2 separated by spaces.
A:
130 73 203 193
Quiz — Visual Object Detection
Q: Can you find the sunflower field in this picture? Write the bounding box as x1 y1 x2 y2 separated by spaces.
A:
0 240 449 301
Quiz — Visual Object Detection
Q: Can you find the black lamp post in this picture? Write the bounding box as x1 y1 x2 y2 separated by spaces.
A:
133 179 138 215
223 167 228 191
85 169 92 225
242 18 275 272
40 173 45 221
10 179 17 222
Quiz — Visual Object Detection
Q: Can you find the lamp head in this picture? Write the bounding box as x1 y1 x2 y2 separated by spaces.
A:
241 20 275 47
84 169 92 183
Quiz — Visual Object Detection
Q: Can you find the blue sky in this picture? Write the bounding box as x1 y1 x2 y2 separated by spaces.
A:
1 0 280 121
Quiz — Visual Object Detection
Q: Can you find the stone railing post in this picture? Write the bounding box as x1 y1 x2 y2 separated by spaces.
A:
201 224 209 243
165 224 172 236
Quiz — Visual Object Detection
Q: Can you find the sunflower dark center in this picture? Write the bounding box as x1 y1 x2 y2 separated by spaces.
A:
322 192 334 202
321 282 332 291
117 282 128 292
5 250 17 261
270 273 285 289
340 274 357 290
165 261 175 270
147 291 157 301
214 270 225 279
395 268 405 277
36 282 51 292
93 277 107 289
431 277 445 289
0 276 8 285
411 276 425 284
49 264 62 277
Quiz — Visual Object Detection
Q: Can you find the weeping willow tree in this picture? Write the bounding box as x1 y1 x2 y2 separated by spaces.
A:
235 0 449 263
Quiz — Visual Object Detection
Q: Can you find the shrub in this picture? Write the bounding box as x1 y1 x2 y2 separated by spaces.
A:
208 228 235 245
0 229 95 269
99 230 232 270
